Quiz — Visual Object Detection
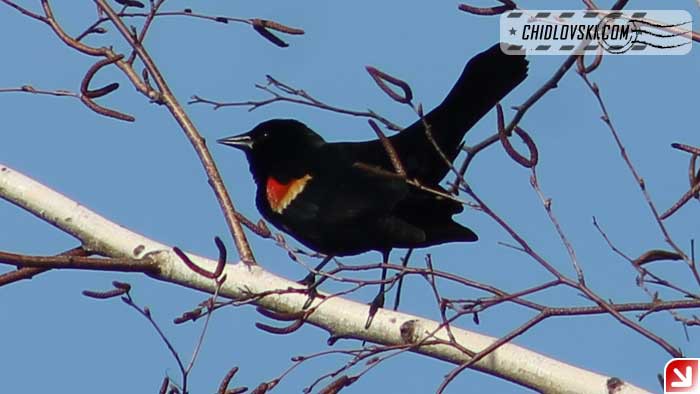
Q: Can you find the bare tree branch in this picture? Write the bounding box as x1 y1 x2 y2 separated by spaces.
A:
0 164 651 393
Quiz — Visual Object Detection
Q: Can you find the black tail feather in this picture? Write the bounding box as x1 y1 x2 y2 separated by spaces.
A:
390 43 529 184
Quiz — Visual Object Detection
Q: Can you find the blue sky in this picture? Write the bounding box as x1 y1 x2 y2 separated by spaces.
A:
1 1 699 393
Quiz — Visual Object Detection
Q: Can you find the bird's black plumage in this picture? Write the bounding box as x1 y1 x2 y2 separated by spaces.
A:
219 43 528 320
330 43 529 184
220 43 527 257
221 122 479 256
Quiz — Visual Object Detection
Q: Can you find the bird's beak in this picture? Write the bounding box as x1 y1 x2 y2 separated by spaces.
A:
217 132 253 150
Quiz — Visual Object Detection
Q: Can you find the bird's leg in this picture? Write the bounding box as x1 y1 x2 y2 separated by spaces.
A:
365 250 390 329
299 255 333 309
298 255 333 286
392 248 413 311
298 272 316 287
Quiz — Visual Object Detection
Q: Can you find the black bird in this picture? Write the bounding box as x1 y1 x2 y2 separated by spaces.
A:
219 43 528 325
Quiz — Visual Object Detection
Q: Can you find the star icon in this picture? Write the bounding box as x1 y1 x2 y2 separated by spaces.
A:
509 27 517 36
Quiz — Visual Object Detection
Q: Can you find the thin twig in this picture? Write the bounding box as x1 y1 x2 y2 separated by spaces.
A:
0 250 159 273
94 0 256 264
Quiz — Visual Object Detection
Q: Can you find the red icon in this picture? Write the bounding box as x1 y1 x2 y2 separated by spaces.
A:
665 358 700 393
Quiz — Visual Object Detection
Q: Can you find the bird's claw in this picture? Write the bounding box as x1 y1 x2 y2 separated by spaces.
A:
302 287 318 309
364 292 385 329
299 273 318 309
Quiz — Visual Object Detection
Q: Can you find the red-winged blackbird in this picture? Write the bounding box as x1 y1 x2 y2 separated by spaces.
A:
219 43 528 325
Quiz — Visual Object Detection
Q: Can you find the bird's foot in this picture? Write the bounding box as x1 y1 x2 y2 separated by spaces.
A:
302 287 319 309
364 292 385 329
299 273 318 309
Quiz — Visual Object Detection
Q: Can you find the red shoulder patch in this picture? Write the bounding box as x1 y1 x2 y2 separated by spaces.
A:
266 175 312 214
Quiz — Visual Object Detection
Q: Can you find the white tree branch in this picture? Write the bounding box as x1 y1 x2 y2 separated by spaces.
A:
0 163 649 394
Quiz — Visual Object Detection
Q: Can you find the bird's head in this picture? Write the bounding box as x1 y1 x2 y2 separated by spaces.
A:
218 119 325 181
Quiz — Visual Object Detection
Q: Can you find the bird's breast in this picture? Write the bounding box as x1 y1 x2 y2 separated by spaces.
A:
265 174 313 214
